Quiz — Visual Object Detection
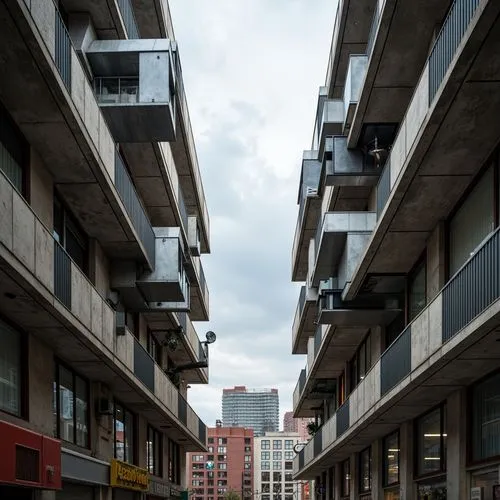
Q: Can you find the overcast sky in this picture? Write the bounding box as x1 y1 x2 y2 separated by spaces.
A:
169 0 336 429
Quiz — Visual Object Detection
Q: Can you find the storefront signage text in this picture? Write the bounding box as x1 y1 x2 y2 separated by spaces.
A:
110 459 149 491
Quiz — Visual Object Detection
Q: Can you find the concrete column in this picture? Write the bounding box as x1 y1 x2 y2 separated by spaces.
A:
446 389 467 499
180 445 187 486
371 440 383 500
334 462 342 499
399 422 415 500
325 466 334 500
371 326 384 361
426 221 446 302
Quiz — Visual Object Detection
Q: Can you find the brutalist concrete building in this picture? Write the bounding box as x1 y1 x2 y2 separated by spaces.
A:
291 0 500 499
0 1 211 500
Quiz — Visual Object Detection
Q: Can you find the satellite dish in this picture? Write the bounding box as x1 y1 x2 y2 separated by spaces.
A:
205 331 217 344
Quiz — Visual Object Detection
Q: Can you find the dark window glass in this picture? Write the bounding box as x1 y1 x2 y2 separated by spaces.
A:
359 447 371 493
114 401 135 463
409 259 426 321
416 406 446 476
0 319 22 416
53 362 89 448
147 330 161 364
472 372 500 461
168 438 181 484
349 332 373 391
385 311 405 349
383 432 399 486
341 459 350 497
147 425 162 476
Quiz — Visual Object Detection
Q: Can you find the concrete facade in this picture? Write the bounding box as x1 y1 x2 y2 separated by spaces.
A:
0 1 211 499
290 1 500 499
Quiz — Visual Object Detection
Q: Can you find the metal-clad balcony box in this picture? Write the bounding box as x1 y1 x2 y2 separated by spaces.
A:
324 136 380 187
318 290 401 326
311 212 376 286
317 100 344 159
111 228 190 311
292 151 322 282
86 39 176 142
292 286 319 355
188 216 201 257
343 55 367 133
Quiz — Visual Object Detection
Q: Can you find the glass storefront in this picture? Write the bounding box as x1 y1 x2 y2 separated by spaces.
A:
416 480 447 500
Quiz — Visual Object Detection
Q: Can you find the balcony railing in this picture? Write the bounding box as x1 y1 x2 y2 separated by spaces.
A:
336 401 350 438
380 325 411 396
54 241 71 308
376 158 391 218
94 77 139 104
117 0 140 39
313 325 322 358
115 151 156 266
428 0 480 102
443 227 500 342
54 9 71 90
133 338 155 393
178 392 188 426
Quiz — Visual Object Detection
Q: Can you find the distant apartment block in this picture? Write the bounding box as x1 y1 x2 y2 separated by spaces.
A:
283 412 312 442
222 386 279 436
254 432 302 500
186 426 254 500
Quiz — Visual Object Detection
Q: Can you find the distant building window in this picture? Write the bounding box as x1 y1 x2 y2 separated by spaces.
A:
273 451 282 460
218 463 227 470
244 455 251 462
273 440 282 450
273 461 281 470
284 451 294 460
262 462 270 470
261 472 270 482
193 455 205 462
261 451 270 460
218 446 226 453
208 438 214 444
245 446 251 452
245 438 251 444
273 472 282 482
244 463 251 470
218 438 227 445
284 440 293 450
284 461 293 470
261 440 270 450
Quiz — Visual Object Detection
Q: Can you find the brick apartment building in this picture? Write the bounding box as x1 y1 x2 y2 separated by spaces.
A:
187 426 254 500
283 411 312 442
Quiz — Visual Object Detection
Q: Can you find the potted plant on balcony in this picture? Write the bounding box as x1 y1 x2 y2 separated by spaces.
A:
307 422 319 436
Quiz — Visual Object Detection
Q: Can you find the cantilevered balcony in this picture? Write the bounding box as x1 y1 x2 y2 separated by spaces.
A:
310 212 376 287
311 88 344 158
292 151 322 282
292 286 319 355
87 39 176 142
324 136 380 187
111 228 191 312
343 55 367 134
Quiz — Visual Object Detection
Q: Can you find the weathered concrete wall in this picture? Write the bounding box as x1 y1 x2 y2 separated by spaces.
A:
30 148 53 228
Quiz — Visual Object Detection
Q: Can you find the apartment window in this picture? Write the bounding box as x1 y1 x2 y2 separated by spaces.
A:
472 371 500 461
217 446 226 453
0 102 28 195
193 455 205 462
273 461 281 470
218 463 227 470
273 440 282 449
416 405 447 477
261 472 270 482
261 440 270 450
262 462 270 470
217 472 227 478
449 163 496 276
54 195 88 273
245 437 251 444
192 480 204 487
349 332 372 391
273 451 282 460
147 329 161 365
208 471 215 478
244 463 251 470
273 472 282 482
284 451 294 460
147 425 162 476
285 473 293 482
217 455 226 461
284 440 293 450
208 480 214 486
244 455 251 462
261 451 270 460
0 319 24 417
383 431 400 487
208 438 214 444
208 446 214 452
168 438 181 484
244 446 251 452
53 362 89 448
285 461 293 470
341 459 350 498
114 401 135 463
193 472 204 478
408 258 426 321
218 438 227 445
359 447 371 494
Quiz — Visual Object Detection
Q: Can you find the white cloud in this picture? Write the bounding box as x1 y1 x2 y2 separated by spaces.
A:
169 0 336 427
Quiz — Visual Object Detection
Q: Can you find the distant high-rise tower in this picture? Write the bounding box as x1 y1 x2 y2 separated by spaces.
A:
222 386 279 436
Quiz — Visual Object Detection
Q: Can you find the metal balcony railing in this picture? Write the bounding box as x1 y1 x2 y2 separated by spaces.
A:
336 400 350 438
428 0 480 101
443 227 500 342
54 241 71 308
115 151 156 266
376 158 391 218
54 9 71 90
133 338 155 393
117 0 140 39
380 325 411 396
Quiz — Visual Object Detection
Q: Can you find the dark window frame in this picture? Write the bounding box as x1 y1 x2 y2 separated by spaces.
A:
349 332 372 393
358 446 372 493
54 360 90 448
147 424 163 477
147 328 162 365
340 458 350 498
383 430 400 487
168 438 181 484
113 400 136 464
414 403 447 479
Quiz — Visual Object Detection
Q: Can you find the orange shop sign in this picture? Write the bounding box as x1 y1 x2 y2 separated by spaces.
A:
110 459 149 491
